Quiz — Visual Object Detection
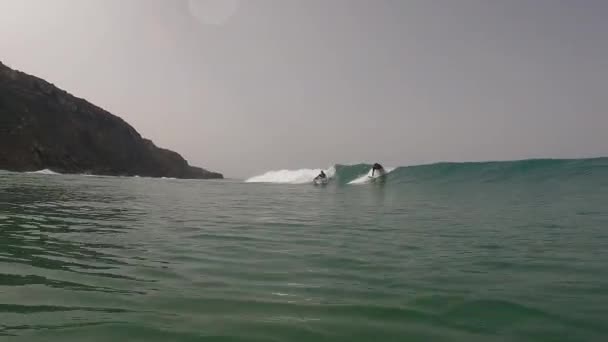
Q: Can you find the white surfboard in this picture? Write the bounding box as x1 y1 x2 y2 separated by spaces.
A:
313 177 329 185
368 168 386 179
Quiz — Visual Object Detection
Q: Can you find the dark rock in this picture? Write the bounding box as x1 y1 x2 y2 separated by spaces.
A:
0 61 222 179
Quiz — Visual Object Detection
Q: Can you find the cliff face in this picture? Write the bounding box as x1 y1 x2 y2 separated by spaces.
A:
0 61 222 179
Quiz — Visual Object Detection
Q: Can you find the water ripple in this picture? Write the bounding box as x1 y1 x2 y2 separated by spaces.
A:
0 171 607 341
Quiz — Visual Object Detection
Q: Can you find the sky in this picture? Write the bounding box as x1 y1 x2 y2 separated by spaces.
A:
1 0 607 178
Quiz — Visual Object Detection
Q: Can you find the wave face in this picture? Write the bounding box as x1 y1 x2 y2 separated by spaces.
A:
389 158 608 185
246 158 608 186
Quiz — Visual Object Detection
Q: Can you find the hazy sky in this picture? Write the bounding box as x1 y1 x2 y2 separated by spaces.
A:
1 0 607 177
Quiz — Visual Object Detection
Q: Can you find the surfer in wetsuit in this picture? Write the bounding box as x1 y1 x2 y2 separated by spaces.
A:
371 163 384 177
316 170 327 180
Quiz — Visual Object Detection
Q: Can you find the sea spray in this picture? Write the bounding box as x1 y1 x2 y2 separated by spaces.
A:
246 166 337 184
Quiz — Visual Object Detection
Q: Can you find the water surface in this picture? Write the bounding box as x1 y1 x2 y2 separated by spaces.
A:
1 159 607 341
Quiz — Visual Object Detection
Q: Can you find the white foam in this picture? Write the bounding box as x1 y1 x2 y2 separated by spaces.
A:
27 169 61 175
349 167 396 185
246 166 336 184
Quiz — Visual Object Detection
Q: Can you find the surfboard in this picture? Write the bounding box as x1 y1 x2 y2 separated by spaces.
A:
368 169 385 178
313 177 329 185
367 168 387 183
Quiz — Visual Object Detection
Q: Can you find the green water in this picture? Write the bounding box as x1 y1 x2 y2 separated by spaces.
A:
1 159 608 341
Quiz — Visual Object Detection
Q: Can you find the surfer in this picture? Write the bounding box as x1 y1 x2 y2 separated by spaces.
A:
313 170 328 185
371 163 384 177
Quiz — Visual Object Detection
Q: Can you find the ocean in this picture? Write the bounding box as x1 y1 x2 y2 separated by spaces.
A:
1 158 607 341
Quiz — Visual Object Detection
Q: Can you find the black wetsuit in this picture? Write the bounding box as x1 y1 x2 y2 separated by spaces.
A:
371 163 384 177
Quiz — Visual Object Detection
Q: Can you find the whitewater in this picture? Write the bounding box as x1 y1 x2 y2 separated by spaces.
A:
246 166 338 184
17 169 180 181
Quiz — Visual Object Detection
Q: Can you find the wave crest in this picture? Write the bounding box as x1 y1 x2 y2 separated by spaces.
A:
246 166 336 184
26 169 61 175
246 158 608 186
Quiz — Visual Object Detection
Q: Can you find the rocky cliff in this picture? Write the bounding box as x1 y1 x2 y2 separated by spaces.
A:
0 61 222 179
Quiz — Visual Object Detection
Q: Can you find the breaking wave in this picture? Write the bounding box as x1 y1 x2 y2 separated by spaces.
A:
246 166 337 184
26 169 62 175
245 158 608 186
